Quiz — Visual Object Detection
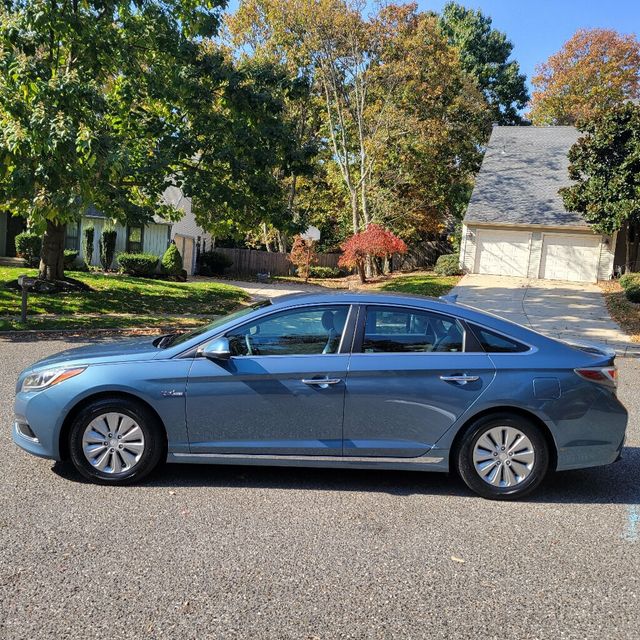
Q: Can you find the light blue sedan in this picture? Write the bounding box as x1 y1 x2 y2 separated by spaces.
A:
13 292 627 499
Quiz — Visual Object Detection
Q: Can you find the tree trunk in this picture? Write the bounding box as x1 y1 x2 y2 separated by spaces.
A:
361 182 370 226
262 223 272 252
350 190 359 234
356 259 366 284
39 220 66 281
276 230 288 253
631 221 640 272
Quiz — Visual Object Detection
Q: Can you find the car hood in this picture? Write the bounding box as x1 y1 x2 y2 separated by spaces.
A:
22 337 163 374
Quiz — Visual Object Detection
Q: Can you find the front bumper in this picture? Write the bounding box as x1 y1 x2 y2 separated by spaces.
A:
13 388 65 460
13 419 56 459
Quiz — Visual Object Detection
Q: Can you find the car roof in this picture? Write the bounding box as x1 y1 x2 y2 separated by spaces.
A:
268 290 450 308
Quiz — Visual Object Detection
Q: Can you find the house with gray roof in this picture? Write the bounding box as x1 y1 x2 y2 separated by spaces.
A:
459 126 616 283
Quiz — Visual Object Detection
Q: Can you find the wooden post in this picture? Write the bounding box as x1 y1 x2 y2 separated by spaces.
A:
17 275 36 324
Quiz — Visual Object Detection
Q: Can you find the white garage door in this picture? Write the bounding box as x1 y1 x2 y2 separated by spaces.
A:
539 234 600 282
475 230 531 277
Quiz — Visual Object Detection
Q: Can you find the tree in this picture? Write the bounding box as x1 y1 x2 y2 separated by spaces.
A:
370 4 491 242
438 2 529 124
288 235 318 281
227 4 323 251
186 54 316 245
99 228 117 271
229 1 491 244
530 29 640 125
339 224 406 283
560 102 640 272
0 0 227 281
83 227 95 268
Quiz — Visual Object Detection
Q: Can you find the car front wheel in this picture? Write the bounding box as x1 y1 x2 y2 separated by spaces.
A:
456 413 549 500
68 398 164 485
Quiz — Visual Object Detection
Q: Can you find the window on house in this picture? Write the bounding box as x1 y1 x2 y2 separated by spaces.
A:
126 225 144 253
64 222 81 251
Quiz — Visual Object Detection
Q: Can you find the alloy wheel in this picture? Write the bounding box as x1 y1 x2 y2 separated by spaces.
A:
81 412 145 474
472 426 535 488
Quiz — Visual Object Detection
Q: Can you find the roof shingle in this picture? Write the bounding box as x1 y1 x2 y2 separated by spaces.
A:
464 126 588 228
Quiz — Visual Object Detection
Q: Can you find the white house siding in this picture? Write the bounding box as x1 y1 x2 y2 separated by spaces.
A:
460 224 615 283
78 217 170 268
163 186 213 274
527 233 543 279
597 232 616 281
144 224 171 258
460 224 476 273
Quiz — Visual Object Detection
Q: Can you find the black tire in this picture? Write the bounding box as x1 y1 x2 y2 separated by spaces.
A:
68 397 165 485
456 413 550 500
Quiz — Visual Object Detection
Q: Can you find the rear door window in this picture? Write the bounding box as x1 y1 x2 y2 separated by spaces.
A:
362 306 464 353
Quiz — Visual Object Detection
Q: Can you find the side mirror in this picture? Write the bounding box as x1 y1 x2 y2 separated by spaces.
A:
201 337 231 361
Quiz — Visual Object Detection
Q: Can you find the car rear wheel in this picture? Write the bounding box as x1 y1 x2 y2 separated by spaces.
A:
456 413 549 500
68 398 164 484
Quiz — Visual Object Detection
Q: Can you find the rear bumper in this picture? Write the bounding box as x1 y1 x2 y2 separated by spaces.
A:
554 397 628 471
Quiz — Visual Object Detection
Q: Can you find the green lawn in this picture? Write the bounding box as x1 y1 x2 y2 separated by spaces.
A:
0 266 249 331
377 272 461 297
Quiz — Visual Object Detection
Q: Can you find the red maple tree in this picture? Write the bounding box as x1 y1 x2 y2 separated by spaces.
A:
339 224 407 283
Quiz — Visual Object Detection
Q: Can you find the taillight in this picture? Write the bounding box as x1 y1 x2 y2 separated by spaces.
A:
574 367 618 387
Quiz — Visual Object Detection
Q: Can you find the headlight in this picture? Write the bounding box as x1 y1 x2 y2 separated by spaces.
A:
21 367 86 392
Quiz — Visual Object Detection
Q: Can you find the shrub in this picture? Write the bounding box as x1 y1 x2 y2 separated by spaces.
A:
15 232 42 267
117 252 159 276
99 227 117 270
63 250 79 269
289 235 318 281
307 265 343 278
434 253 462 276
83 226 94 267
161 243 183 276
625 283 640 303
198 250 233 276
619 273 639 290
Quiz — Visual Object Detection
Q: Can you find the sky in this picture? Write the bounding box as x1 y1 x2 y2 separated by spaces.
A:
418 0 640 92
225 1 640 93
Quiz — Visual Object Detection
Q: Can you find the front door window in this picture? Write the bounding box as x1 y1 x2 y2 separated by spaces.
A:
226 306 350 356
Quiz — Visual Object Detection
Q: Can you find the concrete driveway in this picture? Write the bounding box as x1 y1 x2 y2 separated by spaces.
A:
451 274 637 354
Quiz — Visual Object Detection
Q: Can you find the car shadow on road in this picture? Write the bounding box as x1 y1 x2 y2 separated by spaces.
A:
52 446 640 504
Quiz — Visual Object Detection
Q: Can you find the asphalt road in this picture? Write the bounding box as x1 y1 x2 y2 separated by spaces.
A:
1 338 639 639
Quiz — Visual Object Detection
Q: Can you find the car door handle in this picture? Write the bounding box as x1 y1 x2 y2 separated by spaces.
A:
439 374 479 385
301 378 342 388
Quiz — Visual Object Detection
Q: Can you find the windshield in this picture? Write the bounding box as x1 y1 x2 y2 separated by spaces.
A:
164 300 272 348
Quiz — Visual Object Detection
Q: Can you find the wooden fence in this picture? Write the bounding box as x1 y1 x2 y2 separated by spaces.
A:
209 240 449 277
211 247 341 277
392 240 451 271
